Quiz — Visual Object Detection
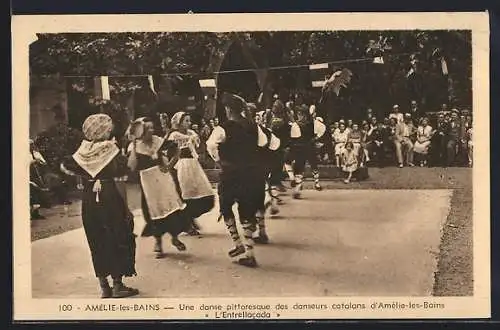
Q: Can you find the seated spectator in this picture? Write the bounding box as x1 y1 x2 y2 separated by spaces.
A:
333 122 349 167
330 121 340 135
347 123 364 163
342 142 359 184
367 121 387 167
405 113 418 143
413 117 434 166
383 117 391 128
394 115 415 167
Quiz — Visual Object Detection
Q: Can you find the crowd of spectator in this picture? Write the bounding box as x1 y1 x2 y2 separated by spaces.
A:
326 101 473 169
156 97 472 171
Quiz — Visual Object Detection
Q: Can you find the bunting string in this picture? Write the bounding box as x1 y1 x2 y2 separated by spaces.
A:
33 51 417 79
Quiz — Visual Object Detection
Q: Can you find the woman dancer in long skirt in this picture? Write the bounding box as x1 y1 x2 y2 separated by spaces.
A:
127 117 190 258
167 112 215 235
60 114 138 298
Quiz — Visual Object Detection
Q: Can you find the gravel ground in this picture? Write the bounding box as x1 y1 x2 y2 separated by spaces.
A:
30 166 472 296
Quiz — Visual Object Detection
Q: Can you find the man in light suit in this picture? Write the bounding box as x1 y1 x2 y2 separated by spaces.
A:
394 113 415 168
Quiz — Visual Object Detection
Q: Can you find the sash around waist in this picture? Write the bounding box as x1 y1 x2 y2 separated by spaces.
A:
179 149 194 159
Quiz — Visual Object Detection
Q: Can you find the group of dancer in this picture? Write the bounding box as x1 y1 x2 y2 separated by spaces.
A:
59 91 326 299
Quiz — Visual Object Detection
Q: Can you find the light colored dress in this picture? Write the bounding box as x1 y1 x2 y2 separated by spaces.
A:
334 130 349 155
167 130 214 200
342 149 358 173
133 136 186 221
413 125 433 155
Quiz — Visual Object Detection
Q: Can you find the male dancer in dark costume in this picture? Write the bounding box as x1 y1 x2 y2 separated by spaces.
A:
206 93 261 268
289 104 323 198
267 99 292 194
247 104 281 244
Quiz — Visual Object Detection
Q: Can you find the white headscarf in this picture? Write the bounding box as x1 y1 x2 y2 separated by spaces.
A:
170 111 187 130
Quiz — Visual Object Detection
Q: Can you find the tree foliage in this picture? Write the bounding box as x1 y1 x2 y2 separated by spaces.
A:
30 30 472 120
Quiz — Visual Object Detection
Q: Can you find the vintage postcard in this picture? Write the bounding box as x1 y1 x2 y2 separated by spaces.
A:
12 12 490 321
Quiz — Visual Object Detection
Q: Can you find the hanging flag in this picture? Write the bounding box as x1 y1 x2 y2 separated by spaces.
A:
199 79 216 102
93 76 110 100
441 57 449 75
199 79 216 88
309 63 330 88
148 75 157 95
101 76 110 100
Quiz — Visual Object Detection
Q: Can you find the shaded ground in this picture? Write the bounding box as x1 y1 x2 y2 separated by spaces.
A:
30 167 472 296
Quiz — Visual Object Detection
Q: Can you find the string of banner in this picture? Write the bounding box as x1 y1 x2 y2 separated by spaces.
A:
37 51 419 100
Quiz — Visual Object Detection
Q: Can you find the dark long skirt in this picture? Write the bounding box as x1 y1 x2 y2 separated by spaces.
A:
81 181 137 278
184 195 215 220
140 188 191 238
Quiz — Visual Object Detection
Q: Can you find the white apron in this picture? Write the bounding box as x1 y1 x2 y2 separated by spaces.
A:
168 130 214 200
139 165 186 220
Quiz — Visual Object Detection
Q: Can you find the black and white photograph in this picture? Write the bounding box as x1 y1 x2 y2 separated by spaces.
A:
12 13 490 320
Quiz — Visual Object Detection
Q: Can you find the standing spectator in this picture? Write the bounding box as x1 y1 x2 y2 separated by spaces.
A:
191 123 200 136
389 104 404 124
409 100 420 118
366 108 374 122
361 122 372 164
441 103 448 113
387 118 398 163
458 114 470 166
413 117 434 166
431 112 448 167
467 126 473 167
394 115 415 168
200 119 212 140
445 109 463 166
30 139 47 220
370 116 378 130
214 117 220 127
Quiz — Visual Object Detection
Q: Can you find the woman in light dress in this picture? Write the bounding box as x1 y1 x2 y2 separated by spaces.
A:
341 142 359 184
333 122 349 167
167 112 215 235
413 117 434 167
127 117 190 258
